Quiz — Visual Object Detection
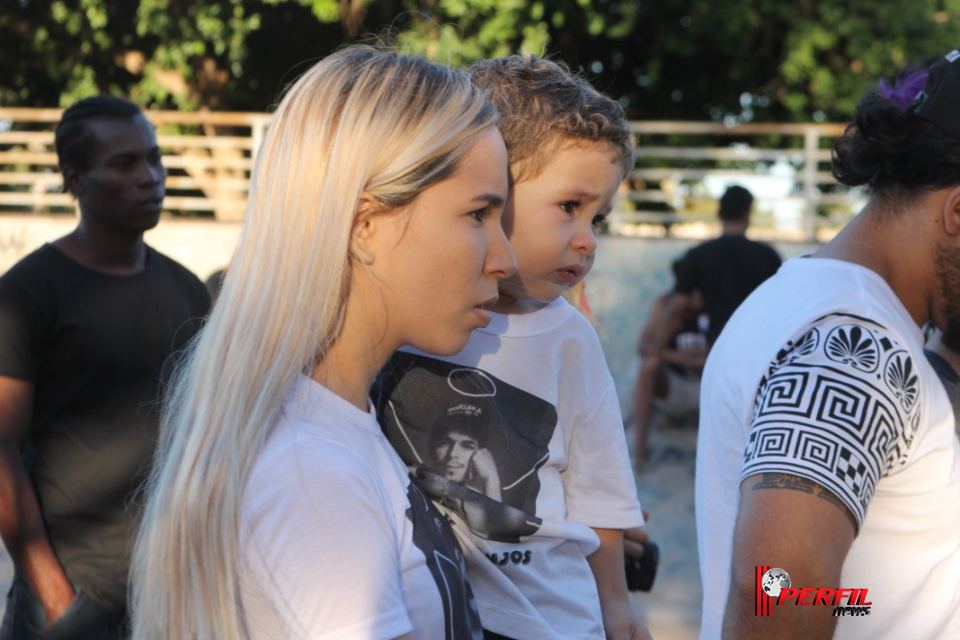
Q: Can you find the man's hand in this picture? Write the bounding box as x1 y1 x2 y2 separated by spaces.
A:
0 376 75 626
469 448 501 501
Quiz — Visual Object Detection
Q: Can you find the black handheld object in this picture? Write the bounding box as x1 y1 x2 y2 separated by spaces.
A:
625 541 660 592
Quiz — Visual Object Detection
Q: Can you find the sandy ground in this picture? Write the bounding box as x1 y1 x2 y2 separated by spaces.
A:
628 420 702 639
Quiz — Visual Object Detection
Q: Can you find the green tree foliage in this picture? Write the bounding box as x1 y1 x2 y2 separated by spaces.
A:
132 0 260 110
1 1 140 107
2 0 960 121
620 0 960 122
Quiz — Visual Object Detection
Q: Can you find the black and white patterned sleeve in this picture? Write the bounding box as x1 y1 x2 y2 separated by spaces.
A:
741 313 922 528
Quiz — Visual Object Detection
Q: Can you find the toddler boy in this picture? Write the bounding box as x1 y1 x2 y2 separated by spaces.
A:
375 56 648 640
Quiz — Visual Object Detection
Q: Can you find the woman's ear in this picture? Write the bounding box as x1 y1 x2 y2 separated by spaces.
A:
351 194 380 265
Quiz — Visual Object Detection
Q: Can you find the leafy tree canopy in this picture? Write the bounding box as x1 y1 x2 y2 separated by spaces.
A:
2 0 960 122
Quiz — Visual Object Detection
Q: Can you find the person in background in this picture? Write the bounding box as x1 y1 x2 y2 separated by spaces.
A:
924 326 960 436
0 96 209 639
653 185 781 359
632 257 708 463
130 47 516 639
697 51 960 639
204 266 227 304
561 281 594 322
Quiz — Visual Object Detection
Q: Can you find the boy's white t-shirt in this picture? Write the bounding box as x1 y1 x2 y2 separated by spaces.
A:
375 297 644 639
697 256 960 639
238 375 482 640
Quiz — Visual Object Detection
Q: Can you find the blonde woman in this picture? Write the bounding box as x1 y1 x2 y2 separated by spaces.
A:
130 46 516 639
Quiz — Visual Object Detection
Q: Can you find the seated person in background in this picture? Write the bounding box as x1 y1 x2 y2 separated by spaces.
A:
561 281 593 323
632 258 708 462
924 325 960 435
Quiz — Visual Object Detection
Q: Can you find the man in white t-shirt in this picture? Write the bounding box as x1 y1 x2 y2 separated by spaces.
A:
697 51 960 639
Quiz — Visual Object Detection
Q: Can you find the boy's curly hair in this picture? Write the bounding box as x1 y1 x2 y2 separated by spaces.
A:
467 55 635 183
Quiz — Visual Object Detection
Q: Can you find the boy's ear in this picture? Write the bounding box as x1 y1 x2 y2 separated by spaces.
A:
500 185 517 237
351 194 381 265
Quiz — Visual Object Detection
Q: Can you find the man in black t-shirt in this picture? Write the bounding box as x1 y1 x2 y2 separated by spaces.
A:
640 187 780 456
0 97 209 640
653 186 781 352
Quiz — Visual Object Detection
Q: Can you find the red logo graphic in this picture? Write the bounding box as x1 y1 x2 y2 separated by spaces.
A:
755 566 779 616
755 566 872 617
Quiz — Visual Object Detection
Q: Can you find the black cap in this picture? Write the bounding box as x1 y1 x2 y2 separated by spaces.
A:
912 50 960 141
429 403 490 444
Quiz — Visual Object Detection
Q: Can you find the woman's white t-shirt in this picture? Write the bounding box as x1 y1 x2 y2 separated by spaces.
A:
238 375 482 640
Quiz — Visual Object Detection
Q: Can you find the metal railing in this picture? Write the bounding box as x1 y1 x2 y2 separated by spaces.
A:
0 108 270 222
622 121 854 242
0 109 859 240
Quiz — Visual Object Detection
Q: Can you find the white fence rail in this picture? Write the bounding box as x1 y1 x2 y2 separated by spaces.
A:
0 110 857 240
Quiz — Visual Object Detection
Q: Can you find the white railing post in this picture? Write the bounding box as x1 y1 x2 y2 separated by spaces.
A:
251 116 268 162
802 127 820 242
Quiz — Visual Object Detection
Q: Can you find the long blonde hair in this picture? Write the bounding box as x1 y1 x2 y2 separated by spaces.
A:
130 46 498 640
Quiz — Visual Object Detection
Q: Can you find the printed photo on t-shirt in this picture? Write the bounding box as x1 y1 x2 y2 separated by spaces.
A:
375 352 557 542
